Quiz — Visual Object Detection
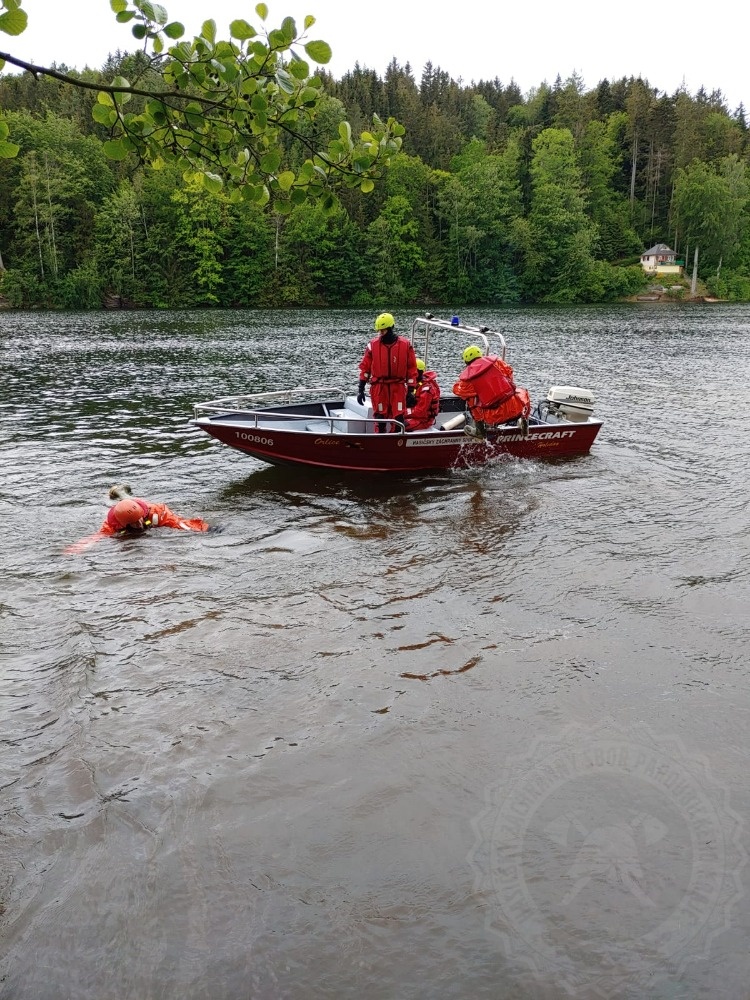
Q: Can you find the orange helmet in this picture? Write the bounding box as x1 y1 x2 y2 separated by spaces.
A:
111 498 146 527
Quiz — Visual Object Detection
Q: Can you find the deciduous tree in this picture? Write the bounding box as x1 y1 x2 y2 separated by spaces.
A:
0 0 404 212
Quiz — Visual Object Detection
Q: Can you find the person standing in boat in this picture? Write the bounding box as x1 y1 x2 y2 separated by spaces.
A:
357 313 418 432
405 359 441 431
65 484 209 554
452 346 530 439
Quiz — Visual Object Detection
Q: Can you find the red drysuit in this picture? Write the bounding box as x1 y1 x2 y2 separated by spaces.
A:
359 334 418 426
405 371 441 431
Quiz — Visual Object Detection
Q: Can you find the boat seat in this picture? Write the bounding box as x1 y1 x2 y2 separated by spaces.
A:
305 419 332 432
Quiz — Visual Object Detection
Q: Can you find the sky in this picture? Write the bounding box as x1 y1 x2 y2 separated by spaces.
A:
4 0 749 113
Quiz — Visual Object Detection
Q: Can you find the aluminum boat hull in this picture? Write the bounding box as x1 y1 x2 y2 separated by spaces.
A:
193 405 602 473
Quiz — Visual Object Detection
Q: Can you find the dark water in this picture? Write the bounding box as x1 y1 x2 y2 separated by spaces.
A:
2 305 750 1000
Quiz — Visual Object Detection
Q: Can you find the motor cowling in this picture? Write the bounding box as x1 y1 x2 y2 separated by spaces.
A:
546 386 595 422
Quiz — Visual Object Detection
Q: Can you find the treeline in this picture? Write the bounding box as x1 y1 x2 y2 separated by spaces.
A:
1 54 750 308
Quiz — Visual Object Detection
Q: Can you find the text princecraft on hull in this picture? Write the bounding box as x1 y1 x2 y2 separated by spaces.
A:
191 315 602 474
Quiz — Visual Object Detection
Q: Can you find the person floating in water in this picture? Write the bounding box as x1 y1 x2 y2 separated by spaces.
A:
65 483 209 554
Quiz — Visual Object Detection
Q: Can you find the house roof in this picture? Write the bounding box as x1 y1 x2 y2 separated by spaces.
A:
642 243 675 256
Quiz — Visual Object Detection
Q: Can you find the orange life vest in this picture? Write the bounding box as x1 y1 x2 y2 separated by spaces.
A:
458 355 516 407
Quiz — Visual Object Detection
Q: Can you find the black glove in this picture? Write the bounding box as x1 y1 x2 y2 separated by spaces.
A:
406 389 417 408
357 380 367 406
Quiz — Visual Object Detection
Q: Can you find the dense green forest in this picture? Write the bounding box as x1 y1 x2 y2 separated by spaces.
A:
2 51 750 308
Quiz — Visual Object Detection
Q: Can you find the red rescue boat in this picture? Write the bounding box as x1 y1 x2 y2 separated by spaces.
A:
191 316 603 474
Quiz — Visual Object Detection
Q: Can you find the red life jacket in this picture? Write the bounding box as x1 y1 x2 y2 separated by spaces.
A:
363 335 415 384
460 356 516 407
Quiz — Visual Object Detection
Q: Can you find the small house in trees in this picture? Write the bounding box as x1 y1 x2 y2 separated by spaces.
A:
640 243 682 275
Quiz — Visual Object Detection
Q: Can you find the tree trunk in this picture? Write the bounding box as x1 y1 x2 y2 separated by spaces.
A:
691 246 699 295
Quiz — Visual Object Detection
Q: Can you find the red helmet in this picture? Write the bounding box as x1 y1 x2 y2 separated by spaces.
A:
111 498 146 527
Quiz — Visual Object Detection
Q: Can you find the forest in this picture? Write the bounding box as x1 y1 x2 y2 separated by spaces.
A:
1 47 750 308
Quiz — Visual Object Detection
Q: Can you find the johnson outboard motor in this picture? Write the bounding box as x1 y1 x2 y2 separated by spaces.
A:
538 386 595 423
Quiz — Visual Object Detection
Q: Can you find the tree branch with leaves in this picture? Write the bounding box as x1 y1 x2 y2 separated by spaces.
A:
0 0 404 213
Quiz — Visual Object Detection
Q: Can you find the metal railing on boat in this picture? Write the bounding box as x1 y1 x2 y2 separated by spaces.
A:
409 315 507 369
193 386 346 414
192 387 417 435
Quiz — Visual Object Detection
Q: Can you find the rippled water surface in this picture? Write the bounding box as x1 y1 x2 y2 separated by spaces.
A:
2 305 750 999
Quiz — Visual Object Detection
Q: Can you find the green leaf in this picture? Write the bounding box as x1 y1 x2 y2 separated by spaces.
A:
304 15 315 29
149 2 168 24
110 0 127 12
116 11 135 22
360 178 375 193
277 170 295 191
0 59 4 72
276 68 295 94
201 19 216 43
137 1 167 23
0 121 7 139
338 121 352 144
241 183 262 202
268 29 289 49
0 140 20 158
230 19 255 40
288 58 309 80
163 21 184 38
0 8 28 35
132 23 147 39
92 104 117 126
304 40 331 64
280 16 296 41
275 199 292 215
202 172 223 194
255 3 268 20
97 91 115 107
152 34 163 54
260 150 281 173
103 139 130 160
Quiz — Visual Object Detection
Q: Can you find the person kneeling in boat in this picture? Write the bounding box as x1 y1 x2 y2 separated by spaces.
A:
65 483 209 554
357 312 418 432
405 359 441 431
452 346 530 440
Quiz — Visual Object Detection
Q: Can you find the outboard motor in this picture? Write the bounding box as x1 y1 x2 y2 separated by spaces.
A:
542 386 595 423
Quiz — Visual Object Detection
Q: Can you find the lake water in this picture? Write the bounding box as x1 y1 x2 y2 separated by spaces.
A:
1 304 750 1000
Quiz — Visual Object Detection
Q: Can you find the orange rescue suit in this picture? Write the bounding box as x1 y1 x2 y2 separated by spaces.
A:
452 355 531 425
65 499 209 554
359 334 418 421
405 371 440 431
